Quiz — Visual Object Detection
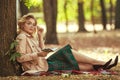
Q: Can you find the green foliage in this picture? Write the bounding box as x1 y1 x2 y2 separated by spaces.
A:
21 0 42 9
58 0 78 22
10 40 18 50
7 40 21 62
10 52 21 62
22 0 116 23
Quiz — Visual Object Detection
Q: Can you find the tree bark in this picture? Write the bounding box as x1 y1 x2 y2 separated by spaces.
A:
0 0 20 76
115 0 120 29
43 0 59 44
77 0 86 32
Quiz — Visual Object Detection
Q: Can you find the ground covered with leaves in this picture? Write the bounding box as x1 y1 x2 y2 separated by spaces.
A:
1 30 120 80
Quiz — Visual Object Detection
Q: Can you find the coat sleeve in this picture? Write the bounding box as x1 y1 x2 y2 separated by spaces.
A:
16 34 38 63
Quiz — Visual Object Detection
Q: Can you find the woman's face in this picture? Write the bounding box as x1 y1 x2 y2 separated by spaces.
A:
22 18 36 35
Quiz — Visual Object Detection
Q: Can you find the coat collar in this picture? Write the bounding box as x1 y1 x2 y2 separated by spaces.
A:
20 30 33 38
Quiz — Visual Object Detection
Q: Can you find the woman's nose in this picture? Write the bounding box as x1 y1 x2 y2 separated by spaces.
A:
30 24 35 28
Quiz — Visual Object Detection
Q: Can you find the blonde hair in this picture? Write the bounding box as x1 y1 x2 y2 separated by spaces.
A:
18 13 37 31
17 14 39 40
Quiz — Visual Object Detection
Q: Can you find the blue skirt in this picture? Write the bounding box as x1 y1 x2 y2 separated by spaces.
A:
47 44 80 71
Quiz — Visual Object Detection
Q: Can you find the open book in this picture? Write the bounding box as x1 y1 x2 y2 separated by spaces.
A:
42 48 58 52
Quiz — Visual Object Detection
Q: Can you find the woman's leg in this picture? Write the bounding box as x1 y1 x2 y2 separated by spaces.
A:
71 49 106 65
71 49 118 70
78 63 93 71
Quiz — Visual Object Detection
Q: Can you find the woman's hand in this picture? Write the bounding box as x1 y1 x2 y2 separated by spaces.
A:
37 26 44 38
37 51 48 57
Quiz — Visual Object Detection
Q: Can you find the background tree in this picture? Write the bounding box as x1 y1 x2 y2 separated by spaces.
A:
100 0 107 30
64 0 69 32
77 0 86 32
0 0 20 76
109 0 113 27
90 0 97 33
43 0 58 44
115 0 120 29
19 0 29 16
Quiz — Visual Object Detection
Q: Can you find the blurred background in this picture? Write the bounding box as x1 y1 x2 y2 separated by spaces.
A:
16 0 120 45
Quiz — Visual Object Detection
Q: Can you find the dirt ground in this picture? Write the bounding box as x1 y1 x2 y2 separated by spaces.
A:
47 30 120 61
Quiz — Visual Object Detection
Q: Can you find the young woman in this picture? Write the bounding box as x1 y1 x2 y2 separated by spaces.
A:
16 14 118 73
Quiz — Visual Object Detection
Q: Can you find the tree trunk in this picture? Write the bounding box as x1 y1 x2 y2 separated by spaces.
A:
91 0 97 33
43 0 59 44
109 0 113 26
77 0 86 32
115 0 120 29
0 0 20 76
91 0 95 26
20 0 29 16
100 0 107 30
64 0 69 32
